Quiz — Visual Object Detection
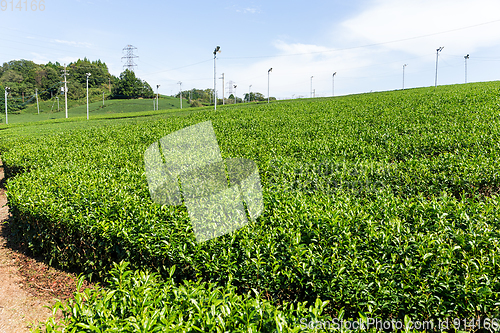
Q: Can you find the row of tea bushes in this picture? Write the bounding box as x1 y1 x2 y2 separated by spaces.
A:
2 82 500 325
36 262 331 332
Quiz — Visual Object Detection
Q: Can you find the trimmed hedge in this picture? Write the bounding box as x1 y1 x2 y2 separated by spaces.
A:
2 82 500 324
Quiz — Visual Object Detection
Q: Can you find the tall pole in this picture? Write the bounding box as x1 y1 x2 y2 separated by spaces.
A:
332 72 336 97
178 81 182 109
86 73 91 120
214 57 216 109
156 84 160 110
402 64 407 90
62 64 68 118
220 73 225 105
464 54 469 83
213 46 220 111
234 85 237 104
4 87 8 125
36 88 39 114
435 47 444 88
268 68 272 103
310 76 313 98
249 85 252 102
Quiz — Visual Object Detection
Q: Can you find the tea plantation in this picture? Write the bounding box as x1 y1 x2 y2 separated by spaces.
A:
2 82 500 332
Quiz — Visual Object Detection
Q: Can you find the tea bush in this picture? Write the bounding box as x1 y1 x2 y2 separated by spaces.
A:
2 82 500 327
36 261 330 332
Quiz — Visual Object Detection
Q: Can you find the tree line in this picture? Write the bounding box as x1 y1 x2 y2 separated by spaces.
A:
0 58 276 113
175 89 276 107
0 58 154 111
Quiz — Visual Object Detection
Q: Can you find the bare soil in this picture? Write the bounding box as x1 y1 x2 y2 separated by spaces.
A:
0 161 91 332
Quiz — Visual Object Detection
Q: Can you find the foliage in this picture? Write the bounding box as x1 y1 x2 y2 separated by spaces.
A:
177 88 213 106
36 261 330 332
175 88 258 106
0 58 156 109
2 82 500 327
1 97 190 125
69 58 111 89
190 99 203 107
112 69 153 99
0 58 123 113
244 91 266 102
0 89 27 114
228 93 244 104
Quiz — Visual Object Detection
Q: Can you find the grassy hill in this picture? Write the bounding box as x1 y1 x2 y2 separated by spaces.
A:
1 95 185 124
2 82 500 331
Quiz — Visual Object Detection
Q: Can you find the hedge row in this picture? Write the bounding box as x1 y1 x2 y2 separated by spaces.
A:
2 82 500 324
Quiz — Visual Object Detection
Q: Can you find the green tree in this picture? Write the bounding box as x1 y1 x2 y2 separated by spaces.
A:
112 69 153 98
175 88 215 106
244 92 266 102
227 94 243 104
3 60 37 86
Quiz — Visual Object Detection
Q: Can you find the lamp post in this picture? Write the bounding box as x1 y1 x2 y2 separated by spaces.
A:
62 64 69 118
435 46 444 88
249 85 252 102
213 46 220 111
233 85 237 104
156 84 160 110
464 54 470 83
310 76 314 98
86 73 91 120
36 88 39 114
4 87 9 125
220 73 225 105
402 64 407 90
268 68 273 103
332 72 336 97
178 81 182 109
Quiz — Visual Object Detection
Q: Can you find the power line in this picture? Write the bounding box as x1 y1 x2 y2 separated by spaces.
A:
224 18 500 60
138 59 212 77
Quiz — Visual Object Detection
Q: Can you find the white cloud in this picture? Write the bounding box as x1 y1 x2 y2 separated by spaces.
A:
218 40 382 99
125 0 500 98
30 52 50 64
341 0 500 56
273 41 331 56
234 6 260 14
28 53 80 66
240 0 500 96
53 39 92 48
57 56 81 65
243 7 259 14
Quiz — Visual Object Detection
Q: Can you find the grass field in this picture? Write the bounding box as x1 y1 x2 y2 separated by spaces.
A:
2 82 500 331
1 95 184 124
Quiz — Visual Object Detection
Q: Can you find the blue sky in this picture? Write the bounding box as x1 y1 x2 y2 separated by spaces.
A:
1 0 500 99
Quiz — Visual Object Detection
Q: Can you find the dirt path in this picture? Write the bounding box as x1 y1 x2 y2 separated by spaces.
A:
0 163 53 332
0 161 91 332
